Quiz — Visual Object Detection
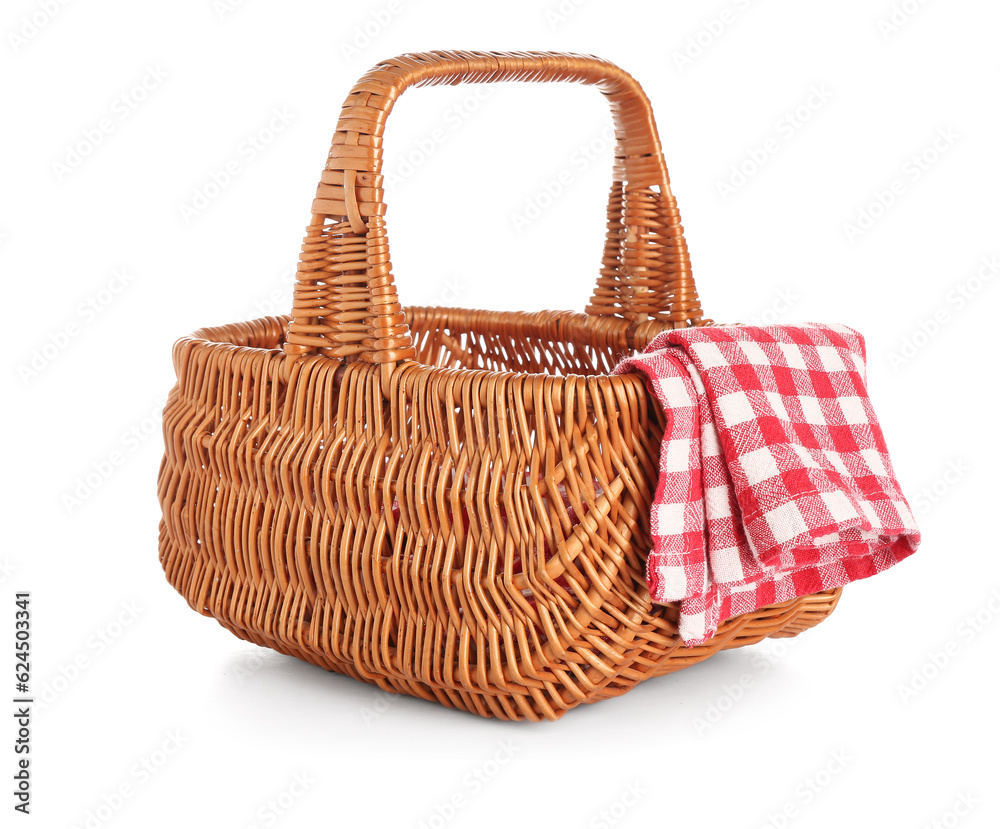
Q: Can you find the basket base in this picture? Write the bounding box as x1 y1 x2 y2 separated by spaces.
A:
160 522 839 721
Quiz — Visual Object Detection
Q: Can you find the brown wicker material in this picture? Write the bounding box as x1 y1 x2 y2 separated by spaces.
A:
157 51 841 722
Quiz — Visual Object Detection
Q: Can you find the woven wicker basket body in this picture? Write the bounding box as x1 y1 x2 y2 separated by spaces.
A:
157 52 841 721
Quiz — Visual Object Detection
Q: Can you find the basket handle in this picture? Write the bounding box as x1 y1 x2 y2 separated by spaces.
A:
283 50 703 371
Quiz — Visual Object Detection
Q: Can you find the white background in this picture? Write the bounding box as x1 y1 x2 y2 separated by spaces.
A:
3 1 999 827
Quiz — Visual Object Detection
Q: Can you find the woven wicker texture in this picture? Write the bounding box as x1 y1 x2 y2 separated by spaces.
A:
157 52 841 721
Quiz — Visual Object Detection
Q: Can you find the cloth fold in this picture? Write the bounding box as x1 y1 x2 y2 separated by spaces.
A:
614 323 919 645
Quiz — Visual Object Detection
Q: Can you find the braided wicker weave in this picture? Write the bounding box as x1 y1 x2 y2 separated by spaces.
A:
157 51 841 721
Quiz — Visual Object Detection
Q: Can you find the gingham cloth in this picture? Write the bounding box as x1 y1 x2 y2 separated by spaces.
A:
614 323 919 645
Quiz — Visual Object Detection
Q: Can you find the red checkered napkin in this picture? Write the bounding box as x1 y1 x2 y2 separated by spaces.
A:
614 323 919 645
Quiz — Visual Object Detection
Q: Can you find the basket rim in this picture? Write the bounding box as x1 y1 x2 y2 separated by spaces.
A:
177 308 676 389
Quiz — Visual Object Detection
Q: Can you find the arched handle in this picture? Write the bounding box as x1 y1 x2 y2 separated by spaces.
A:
283 50 703 370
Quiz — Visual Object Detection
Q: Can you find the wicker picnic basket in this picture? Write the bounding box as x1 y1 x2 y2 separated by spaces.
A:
157 50 841 721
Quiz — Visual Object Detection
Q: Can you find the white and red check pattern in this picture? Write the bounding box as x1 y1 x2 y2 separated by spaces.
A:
614 323 920 645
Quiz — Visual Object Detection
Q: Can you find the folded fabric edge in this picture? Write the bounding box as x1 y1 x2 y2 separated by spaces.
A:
664 535 919 646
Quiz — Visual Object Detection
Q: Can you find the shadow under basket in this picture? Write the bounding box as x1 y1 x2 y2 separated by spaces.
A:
157 309 842 722
157 51 842 721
